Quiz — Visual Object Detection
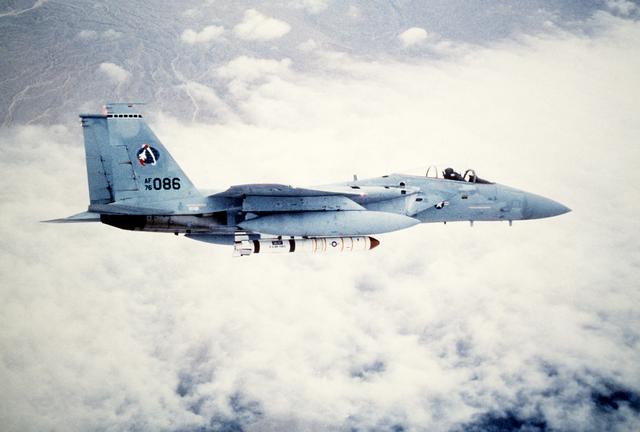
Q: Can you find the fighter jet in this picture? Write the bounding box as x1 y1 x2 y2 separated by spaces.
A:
49 103 570 256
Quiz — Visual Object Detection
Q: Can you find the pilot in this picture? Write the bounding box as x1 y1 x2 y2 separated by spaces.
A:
443 167 463 181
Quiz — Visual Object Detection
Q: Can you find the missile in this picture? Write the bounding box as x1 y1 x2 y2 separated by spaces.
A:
233 236 380 257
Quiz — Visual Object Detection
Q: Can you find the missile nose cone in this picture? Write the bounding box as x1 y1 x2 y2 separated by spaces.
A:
524 194 571 220
369 237 380 250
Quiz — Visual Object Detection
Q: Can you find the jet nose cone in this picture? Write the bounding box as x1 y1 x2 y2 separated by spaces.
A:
524 194 571 219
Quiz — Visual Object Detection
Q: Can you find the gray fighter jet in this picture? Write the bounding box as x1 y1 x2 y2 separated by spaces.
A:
50 103 570 256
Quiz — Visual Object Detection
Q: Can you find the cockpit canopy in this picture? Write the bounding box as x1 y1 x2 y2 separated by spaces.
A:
425 165 494 184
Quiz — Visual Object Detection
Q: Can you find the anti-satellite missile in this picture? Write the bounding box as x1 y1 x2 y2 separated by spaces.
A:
234 236 380 257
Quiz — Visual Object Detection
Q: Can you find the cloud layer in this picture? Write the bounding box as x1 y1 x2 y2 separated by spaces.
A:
1 5 640 432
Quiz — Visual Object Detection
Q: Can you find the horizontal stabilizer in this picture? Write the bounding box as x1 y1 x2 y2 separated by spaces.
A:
88 203 175 215
42 211 101 223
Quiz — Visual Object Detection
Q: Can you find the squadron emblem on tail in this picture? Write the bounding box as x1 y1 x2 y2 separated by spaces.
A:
137 143 159 166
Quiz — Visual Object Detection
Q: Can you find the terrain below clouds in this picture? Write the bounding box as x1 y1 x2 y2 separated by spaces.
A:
0 0 632 126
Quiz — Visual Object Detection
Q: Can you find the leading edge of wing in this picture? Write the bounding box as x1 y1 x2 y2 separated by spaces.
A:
212 183 362 198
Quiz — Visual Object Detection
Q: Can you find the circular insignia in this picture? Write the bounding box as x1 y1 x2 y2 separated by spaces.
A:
331 241 338 247
137 143 160 166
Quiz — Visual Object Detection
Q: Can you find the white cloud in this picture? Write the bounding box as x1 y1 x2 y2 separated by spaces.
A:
98 62 130 83
215 56 293 102
398 27 428 47
182 8 198 18
297 38 317 52
289 0 330 14
180 25 225 44
233 9 291 41
347 5 361 19
396 28 466 54
216 56 292 83
3 11 640 432
102 29 122 39
78 29 122 40
604 0 638 16
77 29 97 39
178 81 238 123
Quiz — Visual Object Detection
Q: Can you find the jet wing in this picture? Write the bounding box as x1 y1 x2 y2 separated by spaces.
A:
242 195 364 212
212 183 365 212
213 183 361 197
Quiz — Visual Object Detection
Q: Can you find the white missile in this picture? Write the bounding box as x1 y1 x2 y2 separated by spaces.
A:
233 236 380 257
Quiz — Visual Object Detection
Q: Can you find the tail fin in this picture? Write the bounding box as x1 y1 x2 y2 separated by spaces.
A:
80 103 201 207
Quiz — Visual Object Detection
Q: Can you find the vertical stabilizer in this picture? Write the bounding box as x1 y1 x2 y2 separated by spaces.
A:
79 103 201 207
81 114 113 204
